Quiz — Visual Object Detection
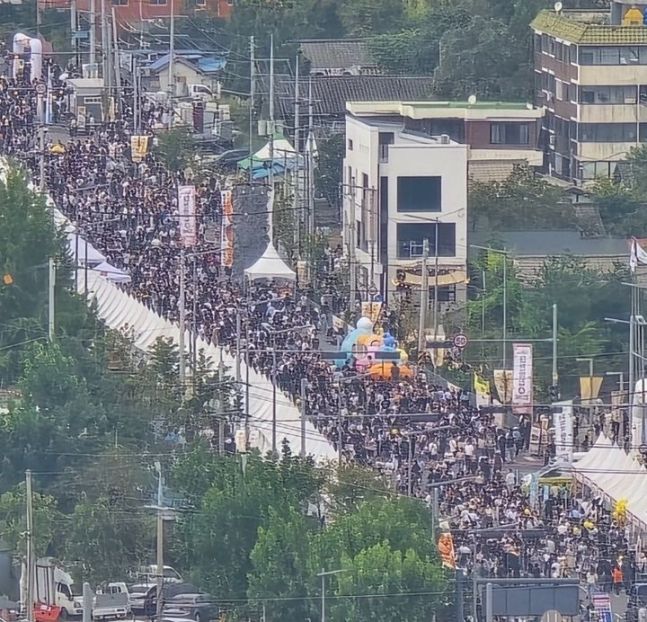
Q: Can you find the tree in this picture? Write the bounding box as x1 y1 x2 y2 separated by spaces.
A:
0 166 84 380
337 0 406 36
154 128 193 172
315 134 344 214
332 544 446 622
65 497 153 584
468 165 575 231
247 506 314 621
0 486 62 557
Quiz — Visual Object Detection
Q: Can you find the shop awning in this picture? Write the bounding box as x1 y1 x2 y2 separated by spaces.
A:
392 270 469 287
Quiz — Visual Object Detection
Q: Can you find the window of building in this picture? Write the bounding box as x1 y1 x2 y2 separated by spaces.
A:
490 122 530 145
378 132 394 163
347 138 353 151
579 85 637 104
580 45 647 65
396 223 456 259
578 123 637 142
149 0 166 5
569 45 577 64
111 0 127 5
196 0 206 7
534 34 542 53
396 176 442 212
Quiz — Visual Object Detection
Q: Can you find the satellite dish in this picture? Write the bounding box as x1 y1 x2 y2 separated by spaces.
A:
467 94 477 106
554 1 563 12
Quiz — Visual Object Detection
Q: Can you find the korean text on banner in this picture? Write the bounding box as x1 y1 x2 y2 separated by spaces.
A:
177 185 197 247
553 403 573 463
130 136 149 163
512 343 533 414
221 190 234 269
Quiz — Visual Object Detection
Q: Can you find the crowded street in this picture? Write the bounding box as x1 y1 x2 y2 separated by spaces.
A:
0 62 645 622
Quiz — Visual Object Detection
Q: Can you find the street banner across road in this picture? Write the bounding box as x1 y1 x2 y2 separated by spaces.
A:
178 185 197 247
512 343 533 414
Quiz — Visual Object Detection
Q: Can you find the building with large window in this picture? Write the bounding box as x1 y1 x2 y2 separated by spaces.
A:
342 100 543 308
343 110 468 310
531 0 647 181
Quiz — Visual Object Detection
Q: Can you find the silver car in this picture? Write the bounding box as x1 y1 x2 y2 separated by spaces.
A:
162 593 219 622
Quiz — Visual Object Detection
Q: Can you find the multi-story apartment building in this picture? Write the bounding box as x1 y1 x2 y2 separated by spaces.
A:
345 100 544 182
343 111 469 309
343 100 544 308
532 0 647 182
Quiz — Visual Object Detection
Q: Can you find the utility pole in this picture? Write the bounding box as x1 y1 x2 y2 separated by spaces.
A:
48 257 55 342
300 378 307 458
168 0 175 101
39 125 45 193
407 433 413 496
293 53 301 252
25 470 34 622
133 56 140 132
348 185 357 313
307 77 315 240
320 571 326 622
218 349 225 455
178 249 186 387
70 0 78 67
432 222 440 342
502 250 508 371
112 8 122 97
155 463 164 622
268 34 275 194
271 345 277 454
418 239 429 354
248 36 255 184
235 312 241 387
100 0 107 85
89 0 96 67
552 303 558 390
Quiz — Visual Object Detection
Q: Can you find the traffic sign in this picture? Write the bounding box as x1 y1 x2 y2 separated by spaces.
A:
453 333 468 349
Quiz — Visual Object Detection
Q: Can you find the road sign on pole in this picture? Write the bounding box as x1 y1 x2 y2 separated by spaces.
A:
453 333 468 349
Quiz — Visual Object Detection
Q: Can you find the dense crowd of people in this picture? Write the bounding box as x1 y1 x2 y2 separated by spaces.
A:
1 62 643 620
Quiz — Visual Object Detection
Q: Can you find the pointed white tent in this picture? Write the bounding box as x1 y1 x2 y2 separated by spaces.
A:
244 241 296 282
67 232 106 266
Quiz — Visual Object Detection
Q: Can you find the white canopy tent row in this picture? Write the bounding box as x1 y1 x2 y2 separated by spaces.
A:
80 270 336 461
572 433 647 532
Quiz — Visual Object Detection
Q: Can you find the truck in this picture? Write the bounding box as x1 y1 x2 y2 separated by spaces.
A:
21 558 83 621
93 584 131 621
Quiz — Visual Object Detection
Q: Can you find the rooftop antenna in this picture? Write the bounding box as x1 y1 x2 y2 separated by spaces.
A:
554 1 563 13
467 94 477 106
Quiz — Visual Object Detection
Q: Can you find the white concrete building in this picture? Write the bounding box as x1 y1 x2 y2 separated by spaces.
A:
343 113 468 311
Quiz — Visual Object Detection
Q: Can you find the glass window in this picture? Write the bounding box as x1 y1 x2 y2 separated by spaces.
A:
579 123 637 142
490 122 531 145
600 47 620 64
396 223 456 259
579 85 637 104
569 45 577 64
396 177 442 212
620 47 640 64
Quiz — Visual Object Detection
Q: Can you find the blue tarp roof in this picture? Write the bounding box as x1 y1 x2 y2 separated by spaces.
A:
148 53 226 74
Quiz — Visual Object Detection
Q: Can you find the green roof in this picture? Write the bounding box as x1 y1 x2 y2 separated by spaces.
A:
531 9 647 44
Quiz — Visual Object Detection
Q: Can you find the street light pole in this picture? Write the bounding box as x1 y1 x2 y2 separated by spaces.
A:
418 239 429 354
178 249 186 386
552 303 558 389
433 221 440 342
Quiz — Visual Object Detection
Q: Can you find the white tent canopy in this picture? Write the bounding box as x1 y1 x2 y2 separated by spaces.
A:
67 232 106 266
82 270 335 461
572 433 647 528
253 138 296 162
92 261 131 283
244 241 296 282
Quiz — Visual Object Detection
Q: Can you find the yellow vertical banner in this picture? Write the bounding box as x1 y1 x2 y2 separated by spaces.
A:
579 376 603 402
493 370 513 404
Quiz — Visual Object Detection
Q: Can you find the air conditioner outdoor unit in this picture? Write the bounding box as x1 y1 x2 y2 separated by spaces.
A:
439 134 450 144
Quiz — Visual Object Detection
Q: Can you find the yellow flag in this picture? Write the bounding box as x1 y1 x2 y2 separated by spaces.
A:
474 373 490 398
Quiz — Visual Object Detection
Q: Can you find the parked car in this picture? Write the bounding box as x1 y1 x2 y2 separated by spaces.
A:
128 584 156 615
138 565 183 584
162 593 219 622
